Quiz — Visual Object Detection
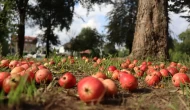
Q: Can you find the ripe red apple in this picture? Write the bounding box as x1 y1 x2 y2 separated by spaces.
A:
35 69 53 83
150 71 162 78
167 67 179 76
19 68 35 82
0 59 10 67
96 58 101 64
134 66 140 73
3 74 20 94
38 65 47 69
159 63 165 69
10 66 25 75
125 59 131 65
140 64 148 72
120 62 128 69
147 61 152 66
93 57 98 62
172 73 190 87
160 69 170 77
77 76 106 103
141 61 147 65
128 63 135 69
58 72 76 89
112 70 120 80
135 70 144 77
102 79 117 96
9 60 19 69
118 71 128 80
170 62 177 68
20 63 30 70
108 65 117 74
132 59 138 65
49 60 55 65
92 71 107 79
119 74 138 91
145 74 160 86
147 68 156 75
0 72 10 88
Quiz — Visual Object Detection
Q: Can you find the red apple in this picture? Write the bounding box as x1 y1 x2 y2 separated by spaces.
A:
102 79 117 96
92 71 107 79
140 64 148 72
9 60 19 69
0 59 10 67
3 74 20 94
77 76 106 103
119 74 138 91
112 70 120 80
150 71 162 78
93 57 98 62
58 72 76 89
0 72 10 88
145 74 160 86
160 69 170 77
132 59 138 65
120 62 128 69
108 65 117 74
10 66 25 75
172 73 190 87
128 63 135 69
170 62 177 68
135 70 144 77
125 59 131 65
35 69 53 83
167 67 179 76
159 63 165 69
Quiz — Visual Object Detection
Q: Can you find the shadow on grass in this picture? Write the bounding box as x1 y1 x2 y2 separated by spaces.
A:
100 88 152 106
132 87 152 94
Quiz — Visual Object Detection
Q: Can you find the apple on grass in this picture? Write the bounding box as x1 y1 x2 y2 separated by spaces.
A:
58 72 76 89
172 73 190 87
0 72 10 88
102 79 117 96
119 74 138 91
77 76 106 104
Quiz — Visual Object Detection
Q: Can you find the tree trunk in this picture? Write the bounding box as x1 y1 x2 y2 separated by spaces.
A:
16 0 29 58
17 15 25 58
45 26 51 58
129 0 169 60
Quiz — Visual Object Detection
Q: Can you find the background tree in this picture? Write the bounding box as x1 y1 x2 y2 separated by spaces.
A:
102 42 118 57
29 0 74 57
106 0 138 53
67 27 104 57
0 0 16 56
177 28 190 55
169 0 190 22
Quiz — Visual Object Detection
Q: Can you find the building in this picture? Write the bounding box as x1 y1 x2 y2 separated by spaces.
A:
10 35 37 54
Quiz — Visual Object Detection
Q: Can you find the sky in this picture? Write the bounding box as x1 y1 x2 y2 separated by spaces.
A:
25 3 190 47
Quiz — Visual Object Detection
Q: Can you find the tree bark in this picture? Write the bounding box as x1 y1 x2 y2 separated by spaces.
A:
129 0 169 60
16 0 29 58
45 26 51 58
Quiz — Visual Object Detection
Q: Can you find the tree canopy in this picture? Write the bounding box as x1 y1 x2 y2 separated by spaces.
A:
106 0 138 53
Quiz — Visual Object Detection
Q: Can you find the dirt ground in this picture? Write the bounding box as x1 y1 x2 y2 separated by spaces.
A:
1 71 190 110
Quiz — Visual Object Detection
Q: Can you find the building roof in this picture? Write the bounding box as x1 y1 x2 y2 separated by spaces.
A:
11 35 37 44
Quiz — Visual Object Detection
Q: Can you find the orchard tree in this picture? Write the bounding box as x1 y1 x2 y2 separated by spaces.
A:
67 27 104 56
129 0 169 60
29 0 74 57
106 0 138 53
169 0 190 22
177 28 190 55
0 0 15 56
